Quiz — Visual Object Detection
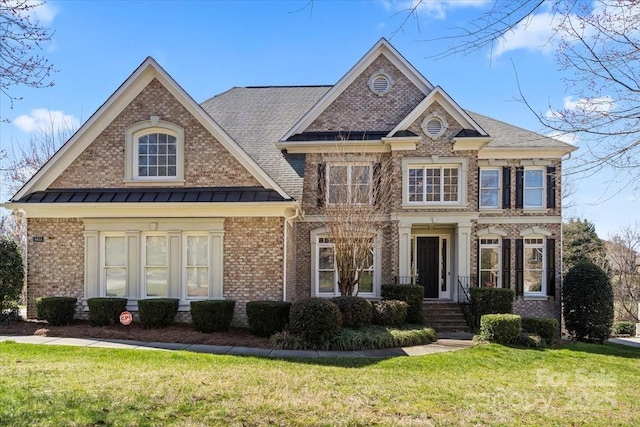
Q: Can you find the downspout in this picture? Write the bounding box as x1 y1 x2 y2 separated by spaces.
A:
283 205 301 302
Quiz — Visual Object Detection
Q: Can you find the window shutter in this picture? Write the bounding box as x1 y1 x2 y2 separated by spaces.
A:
546 238 556 297
373 162 382 205
502 167 511 209
317 163 326 207
547 166 556 209
476 238 480 286
477 167 481 210
502 239 511 289
515 167 524 209
515 238 524 296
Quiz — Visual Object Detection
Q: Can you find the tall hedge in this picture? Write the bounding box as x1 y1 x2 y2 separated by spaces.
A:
0 235 24 322
563 260 613 343
381 284 423 324
470 287 514 331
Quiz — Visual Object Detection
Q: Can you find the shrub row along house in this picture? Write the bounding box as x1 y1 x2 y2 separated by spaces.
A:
4 39 575 326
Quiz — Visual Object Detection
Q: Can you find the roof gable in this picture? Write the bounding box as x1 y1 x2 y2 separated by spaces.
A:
281 38 433 141
13 58 290 201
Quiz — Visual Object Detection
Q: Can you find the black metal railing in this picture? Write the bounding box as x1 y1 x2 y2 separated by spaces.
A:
457 275 477 328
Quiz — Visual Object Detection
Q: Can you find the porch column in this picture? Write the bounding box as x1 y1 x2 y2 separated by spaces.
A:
398 222 412 279
455 222 472 279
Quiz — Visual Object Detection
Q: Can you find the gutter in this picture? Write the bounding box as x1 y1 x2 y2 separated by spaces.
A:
283 206 301 302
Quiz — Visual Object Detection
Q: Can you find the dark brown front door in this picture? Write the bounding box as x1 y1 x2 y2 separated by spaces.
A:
417 237 439 298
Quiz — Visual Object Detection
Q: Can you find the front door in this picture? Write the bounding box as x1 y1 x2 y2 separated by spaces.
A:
417 237 439 298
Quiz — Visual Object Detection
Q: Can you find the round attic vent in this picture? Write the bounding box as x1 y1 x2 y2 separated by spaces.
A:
368 71 393 96
421 113 448 140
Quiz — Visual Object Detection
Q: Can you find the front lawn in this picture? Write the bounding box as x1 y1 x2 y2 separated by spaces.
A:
0 341 638 426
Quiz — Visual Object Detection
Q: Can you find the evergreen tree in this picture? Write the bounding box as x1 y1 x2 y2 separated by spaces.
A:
562 218 609 275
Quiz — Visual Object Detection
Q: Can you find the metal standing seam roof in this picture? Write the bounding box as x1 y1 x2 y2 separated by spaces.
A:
14 187 289 204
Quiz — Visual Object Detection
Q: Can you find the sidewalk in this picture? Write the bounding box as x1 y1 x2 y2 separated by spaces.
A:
608 337 640 348
0 333 474 358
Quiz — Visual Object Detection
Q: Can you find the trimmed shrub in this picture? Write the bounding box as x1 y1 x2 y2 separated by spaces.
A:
470 287 515 330
330 296 372 328
563 260 614 343
246 300 291 337
521 317 558 345
270 325 437 351
515 333 545 348
381 284 423 324
36 296 77 326
138 298 179 328
87 297 128 326
0 235 24 324
190 300 235 332
289 298 342 343
371 300 408 326
478 314 521 344
612 321 636 336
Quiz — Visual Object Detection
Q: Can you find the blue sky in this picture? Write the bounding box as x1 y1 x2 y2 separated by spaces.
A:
0 0 634 238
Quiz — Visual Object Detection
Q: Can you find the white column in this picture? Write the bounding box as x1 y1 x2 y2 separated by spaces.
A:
83 231 99 299
455 222 472 279
398 222 412 281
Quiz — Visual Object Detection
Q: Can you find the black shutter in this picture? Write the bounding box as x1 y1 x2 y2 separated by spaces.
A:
547 238 556 297
515 167 524 209
547 166 556 209
477 167 481 210
373 162 382 205
502 167 511 209
515 239 524 296
317 163 326 207
476 238 480 286
502 239 511 289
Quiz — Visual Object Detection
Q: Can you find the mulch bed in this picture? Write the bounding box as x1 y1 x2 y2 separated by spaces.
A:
0 319 271 349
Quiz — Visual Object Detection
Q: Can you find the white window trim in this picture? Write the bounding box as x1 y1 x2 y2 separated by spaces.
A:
523 167 545 209
141 233 170 298
310 227 382 298
99 233 127 298
326 162 373 206
182 233 212 300
83 219 224 311
402 157 468 207
479 237 501 288
124 120 185 185
479 167 501 209
523 236 546 296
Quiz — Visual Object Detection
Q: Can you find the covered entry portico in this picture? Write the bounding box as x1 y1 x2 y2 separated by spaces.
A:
397 214 475 301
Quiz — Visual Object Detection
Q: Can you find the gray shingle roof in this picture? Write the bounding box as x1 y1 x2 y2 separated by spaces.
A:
200 87 574 200
201 86 330 201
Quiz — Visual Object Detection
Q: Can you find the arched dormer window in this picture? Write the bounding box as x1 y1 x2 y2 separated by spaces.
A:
125 118 185 185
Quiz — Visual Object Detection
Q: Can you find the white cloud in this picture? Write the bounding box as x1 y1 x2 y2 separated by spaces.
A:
547 130 578 146
493 12 559 57
29 1 57 25
13 109 79 135
389 0 490 20
545 95 614 119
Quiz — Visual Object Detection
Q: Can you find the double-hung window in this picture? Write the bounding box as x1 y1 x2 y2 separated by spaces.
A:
524 168 544 208
479 169 500 209
143 235 169 297
327 164 372 205
408 165 460 203
479 238 501 287
103 235 126 297
524 238 545 294
184 235 209 298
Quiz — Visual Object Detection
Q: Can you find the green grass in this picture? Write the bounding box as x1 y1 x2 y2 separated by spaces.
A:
0 342 639 426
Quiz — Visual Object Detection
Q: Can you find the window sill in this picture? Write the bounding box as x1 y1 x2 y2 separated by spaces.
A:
522 208 548 213
402 203 467 209
123 179 186 187
479 208 504 214
522 295 551 301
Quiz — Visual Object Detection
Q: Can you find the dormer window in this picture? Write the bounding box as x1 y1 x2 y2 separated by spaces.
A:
125 119 185 185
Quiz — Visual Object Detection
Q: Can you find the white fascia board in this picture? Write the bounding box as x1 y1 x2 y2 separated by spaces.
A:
452 137 493 151
4 201 299 219
13 58 291 201
281 38 433 142
478 147 576 159
276 140 388 154
388 87 487 137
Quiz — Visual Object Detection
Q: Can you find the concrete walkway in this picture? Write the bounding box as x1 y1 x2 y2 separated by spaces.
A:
608 337 640 348
0 333 474 358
